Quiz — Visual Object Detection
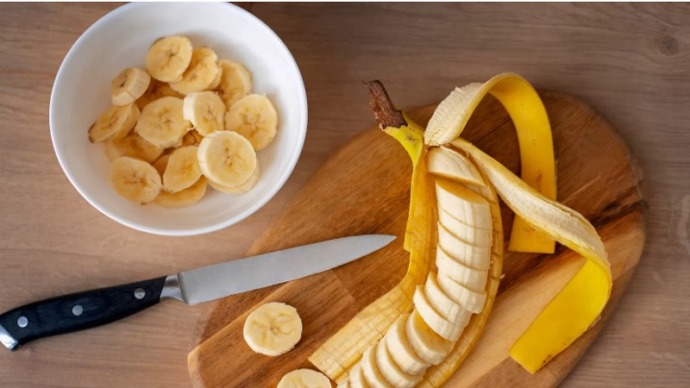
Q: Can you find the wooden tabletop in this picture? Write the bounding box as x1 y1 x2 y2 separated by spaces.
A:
1 3 688 387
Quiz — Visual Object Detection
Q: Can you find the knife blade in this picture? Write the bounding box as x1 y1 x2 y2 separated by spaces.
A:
0 234 395 351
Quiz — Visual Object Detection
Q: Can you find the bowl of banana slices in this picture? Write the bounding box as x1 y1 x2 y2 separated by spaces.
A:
50 3 307 236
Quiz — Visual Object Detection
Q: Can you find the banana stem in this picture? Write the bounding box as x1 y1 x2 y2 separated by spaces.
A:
363 80 407 129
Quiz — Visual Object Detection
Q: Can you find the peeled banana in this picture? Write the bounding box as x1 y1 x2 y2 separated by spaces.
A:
243 302 302 357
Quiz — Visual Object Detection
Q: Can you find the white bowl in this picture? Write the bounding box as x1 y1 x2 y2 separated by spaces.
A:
50 3 307 236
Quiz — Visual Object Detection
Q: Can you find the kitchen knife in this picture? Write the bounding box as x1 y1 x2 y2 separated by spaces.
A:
0 234 395 351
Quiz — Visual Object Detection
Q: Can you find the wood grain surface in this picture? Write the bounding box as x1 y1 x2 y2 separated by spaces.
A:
0 3 688 387
189 91 645 387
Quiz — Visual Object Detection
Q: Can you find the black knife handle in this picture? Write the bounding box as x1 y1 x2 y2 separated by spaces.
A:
0 276 167 350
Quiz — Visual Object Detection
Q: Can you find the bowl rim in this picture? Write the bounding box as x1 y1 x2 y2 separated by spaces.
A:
49 2 308 236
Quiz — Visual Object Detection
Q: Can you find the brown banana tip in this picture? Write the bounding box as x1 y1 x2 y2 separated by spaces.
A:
363 80 407 129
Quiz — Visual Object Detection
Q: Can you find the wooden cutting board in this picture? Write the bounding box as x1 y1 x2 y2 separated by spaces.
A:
188 91 645 387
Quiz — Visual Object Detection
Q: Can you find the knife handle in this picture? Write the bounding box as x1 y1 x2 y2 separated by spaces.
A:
0 276 167 350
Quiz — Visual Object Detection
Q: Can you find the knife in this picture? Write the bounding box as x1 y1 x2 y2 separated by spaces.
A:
0 234 395 351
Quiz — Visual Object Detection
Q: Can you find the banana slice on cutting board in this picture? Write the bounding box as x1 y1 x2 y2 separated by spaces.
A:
109 156 162 204
208 163 260 194
183 91 226 136
197 131 257 187
359 345 391 388
170 47 220 95
135 96 191 148
111 67 151 106
405 310 453 365
146 36 193 83
103 132 164 163
383 314 428 376
277 369 331 388
217 60 252 107
162 145 202 193
243 302 302 356
225 94 278 151
374 340 420 388
88 103 140 143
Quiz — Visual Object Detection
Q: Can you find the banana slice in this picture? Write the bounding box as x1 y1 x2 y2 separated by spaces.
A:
109 156 162 204
405 310 453 365
135 96 191 148
436 273 487 314
277 369 331 388
217 60 252 108
425 272 472 330
183 91 225 136
374 340 420 388
348 365 367 388
412 286 463 342
383 314 428 376
437 223 492 270
154 177 207 208
359 345 391 388
88 103 140 143
436 245 489 292
182 130 204 146
152 154 170 175
137 80 184 110
169 47 220 95
208 163 260 194
162 145 202 193
197 131 257 187
225 94 278 151
103 132 164 163
146 36 193 83
435 180 492 229
438 207 493 247
111 67 151 106
208 64 223 90
427 146 485 187
243 302 302 356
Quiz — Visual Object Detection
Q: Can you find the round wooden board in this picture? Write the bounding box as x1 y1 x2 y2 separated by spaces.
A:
188 91 645 387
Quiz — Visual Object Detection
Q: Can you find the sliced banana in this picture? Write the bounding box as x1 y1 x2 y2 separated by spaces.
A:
208 64 223 90
154 177 207 208
383 314 428 376
217 60 252 108
435 245 489 292
103 132 164 163
438 207 493 247
146 36 193 83
225 94 278 151
405 310 453 365
197 131 257 187
436 273 487 314
135 96 191 148
152 154 170 175
359 345 391 388
111 67 151 106
374 340 420 388
412 286 463 342
348 365 367 388
437 223 492 270
427 146 485 188
183 91 226 136
181 129 203 146
277 369 331 388
425 272 472 330
162 145 202 193
136 80 184 110
208 163 260 195
109 156 161 204
169 47 220 95
88 103 140 143
435 180 492 229
243 302 302 357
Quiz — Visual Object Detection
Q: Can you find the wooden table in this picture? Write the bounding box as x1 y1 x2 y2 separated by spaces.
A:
1 3 688 387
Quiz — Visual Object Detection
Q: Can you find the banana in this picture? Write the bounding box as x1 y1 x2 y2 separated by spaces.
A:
225 94 278 151
169 47 221 95
424 272 472 330
103 132 164 163
243 302 302 357
146 36 193 83
109 156 162 204
435 180 492 229
217 60 252 108
111 67 151 106
374 340 420 388
438 208 493 247
208 64 223 90
135 96 191 148
137 80 184 110
383 314 428 376
427 146 484 188
348 365 367 388
208 163 260 194
182 91 226 136
436 273 487 314
154 177 207 208
359 345 391 388
412 286 462 342
152 154 169 175
197 131 257 187
437 223 492 270
88 103 140 143
435 245 489 292
161 145 202 193
405 310 453 365
277 369 331 388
